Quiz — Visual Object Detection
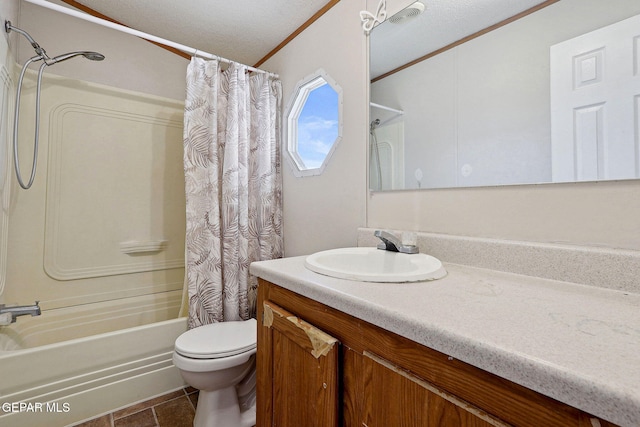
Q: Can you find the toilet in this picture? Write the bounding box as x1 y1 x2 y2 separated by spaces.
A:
173 318 257 427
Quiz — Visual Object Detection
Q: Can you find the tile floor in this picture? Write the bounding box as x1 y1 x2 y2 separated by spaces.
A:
72 387 198 427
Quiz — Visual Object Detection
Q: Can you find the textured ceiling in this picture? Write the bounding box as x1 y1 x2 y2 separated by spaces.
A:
54 0 548 75
69 0 329 67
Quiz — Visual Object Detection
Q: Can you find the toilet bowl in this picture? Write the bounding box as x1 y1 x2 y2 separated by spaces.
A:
173 318 257 427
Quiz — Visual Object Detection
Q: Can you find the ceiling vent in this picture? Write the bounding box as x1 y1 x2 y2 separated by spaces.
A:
389 1 425 24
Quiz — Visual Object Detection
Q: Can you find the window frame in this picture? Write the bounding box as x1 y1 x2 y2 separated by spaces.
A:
284 69 343 177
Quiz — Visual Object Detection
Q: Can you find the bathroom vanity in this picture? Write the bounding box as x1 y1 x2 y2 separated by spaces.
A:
251 255 640 427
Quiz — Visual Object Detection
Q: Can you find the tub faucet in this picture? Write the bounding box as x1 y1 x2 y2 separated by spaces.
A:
0 301 41 323
374 230 419 254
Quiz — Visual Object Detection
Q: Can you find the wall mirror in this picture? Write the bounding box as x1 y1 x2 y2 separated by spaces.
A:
369 0 640 191
285 69 342 177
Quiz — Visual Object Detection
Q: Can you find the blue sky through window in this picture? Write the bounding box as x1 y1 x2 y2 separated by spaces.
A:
296 82 339 169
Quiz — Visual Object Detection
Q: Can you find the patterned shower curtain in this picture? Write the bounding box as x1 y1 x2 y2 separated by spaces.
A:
183 57 283 328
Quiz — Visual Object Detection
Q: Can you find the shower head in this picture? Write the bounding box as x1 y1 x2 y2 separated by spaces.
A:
83 52 106 61
48 51 105 65
370 118 381 131
4 20 105 65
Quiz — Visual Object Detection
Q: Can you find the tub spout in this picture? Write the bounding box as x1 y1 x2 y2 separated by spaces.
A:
0 301 41 323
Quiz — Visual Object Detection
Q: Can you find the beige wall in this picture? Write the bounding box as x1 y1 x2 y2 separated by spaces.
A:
263 0 369 257
368 180 640 250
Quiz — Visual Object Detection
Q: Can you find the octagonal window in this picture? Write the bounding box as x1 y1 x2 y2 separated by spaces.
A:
285 69 343 177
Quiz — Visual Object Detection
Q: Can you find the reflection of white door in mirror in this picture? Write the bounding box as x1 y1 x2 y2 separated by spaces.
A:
369 0 640 190
551 13 640 182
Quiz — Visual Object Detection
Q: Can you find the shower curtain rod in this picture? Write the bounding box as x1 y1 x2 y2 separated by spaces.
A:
22 0 279 78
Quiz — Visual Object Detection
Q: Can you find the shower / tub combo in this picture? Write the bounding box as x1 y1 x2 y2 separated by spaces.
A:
1 11 187 427
0 21 104 323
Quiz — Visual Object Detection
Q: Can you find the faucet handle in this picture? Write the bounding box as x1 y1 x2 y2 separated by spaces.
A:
398 244 419 254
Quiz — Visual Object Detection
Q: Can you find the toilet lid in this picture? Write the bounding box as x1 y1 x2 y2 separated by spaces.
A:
175 318 257 359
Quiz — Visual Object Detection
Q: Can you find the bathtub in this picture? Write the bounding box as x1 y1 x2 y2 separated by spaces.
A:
0 293 187 427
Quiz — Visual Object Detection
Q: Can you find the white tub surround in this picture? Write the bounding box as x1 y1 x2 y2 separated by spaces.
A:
250 255 640 427
0 318 187 427
0 292 182 350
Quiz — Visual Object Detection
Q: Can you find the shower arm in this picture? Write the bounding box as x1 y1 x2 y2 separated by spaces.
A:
5 21 49 60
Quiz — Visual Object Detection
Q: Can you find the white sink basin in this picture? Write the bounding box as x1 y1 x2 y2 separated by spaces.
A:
304 247 447 283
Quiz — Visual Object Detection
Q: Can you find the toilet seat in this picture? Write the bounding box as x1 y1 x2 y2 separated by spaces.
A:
175 318 257 359
173 346 256 372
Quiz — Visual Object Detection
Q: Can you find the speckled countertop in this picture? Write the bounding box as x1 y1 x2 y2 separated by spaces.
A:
250 256 640 427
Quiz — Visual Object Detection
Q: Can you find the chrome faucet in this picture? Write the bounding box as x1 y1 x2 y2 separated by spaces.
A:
0 301 41 323
374 230 419 254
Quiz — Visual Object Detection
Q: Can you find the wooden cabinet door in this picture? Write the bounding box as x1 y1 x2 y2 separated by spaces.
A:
362 351 508 427
257 300 340 427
